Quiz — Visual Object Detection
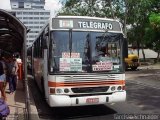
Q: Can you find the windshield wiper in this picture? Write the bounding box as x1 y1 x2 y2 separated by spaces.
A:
96 30 108 39
69 29 72 58
96 32 121 43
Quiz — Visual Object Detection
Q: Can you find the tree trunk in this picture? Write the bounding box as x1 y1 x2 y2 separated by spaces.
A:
141 44 146 62
137 40 140 57
157 50 160 62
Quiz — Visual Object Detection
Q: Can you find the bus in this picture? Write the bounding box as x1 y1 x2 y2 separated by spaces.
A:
30 16 128 107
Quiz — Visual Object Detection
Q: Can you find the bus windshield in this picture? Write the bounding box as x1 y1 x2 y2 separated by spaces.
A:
50 31 123 73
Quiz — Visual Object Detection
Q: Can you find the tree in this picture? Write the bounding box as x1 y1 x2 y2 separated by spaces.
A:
58 0 160 61
58 0 102 16
144 13 160 61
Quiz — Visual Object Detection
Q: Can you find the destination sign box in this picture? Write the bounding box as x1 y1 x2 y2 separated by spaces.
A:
52 17 121 32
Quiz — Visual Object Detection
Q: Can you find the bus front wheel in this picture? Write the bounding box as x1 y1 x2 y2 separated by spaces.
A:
41 79 45 99
131 66 137 70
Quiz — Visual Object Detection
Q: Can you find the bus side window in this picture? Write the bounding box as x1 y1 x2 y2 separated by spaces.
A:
42 33 48 49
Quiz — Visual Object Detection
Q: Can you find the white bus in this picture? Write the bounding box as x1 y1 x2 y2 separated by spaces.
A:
30 16 127 107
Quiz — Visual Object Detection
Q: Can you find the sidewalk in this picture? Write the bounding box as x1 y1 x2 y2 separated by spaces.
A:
4 79 39 120
138 63 160 70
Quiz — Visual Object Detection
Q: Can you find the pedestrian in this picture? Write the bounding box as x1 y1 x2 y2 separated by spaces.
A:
14 53 22 80
2 57 9 94
4 56 11 93
0 57 7 101
7 56 19 94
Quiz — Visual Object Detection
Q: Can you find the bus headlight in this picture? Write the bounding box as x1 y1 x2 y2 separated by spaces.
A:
56 88 63 93
111 86 116 91
64 88 70 93
117 86 122 90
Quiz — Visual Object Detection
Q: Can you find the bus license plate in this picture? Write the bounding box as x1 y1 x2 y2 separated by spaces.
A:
86 98 99 103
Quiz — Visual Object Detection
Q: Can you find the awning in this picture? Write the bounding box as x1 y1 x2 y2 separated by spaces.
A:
0 9 30 118
0 9 26 54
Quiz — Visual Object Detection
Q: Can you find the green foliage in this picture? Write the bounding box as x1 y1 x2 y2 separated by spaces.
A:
58 0 101 16
149 13 160 30
144 12 160 51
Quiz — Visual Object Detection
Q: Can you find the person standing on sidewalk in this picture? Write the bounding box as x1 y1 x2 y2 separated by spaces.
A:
7 56 19 94
0 56 7 101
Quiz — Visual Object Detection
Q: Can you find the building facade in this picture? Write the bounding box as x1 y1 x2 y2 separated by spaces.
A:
10 0 50 47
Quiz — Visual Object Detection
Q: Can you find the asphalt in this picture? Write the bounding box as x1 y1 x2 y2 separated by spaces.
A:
4 79 39 120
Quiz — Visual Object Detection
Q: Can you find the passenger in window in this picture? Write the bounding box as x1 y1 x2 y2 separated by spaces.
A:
104 47 111 57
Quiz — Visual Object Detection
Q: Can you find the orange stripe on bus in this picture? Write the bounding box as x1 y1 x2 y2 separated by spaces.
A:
48 80 125 87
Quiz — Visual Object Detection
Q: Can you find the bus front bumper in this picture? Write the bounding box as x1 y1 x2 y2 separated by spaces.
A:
48 91 126 107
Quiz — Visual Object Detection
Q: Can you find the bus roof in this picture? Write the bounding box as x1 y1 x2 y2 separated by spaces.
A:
56 16 119 22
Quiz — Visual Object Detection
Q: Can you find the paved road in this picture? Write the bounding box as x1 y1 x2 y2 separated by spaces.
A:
29 68 160 120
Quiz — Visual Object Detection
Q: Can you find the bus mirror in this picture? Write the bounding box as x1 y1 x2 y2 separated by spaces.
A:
123 38 128 58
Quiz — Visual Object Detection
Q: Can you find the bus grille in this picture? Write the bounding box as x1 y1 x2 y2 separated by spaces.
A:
71 86 109 93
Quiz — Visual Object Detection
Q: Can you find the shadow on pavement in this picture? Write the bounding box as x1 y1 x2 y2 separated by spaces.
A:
14 80 25 104
5 80 27 120
126 82 160 113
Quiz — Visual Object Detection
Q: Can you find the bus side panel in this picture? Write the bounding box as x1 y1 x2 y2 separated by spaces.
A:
33 58 43 91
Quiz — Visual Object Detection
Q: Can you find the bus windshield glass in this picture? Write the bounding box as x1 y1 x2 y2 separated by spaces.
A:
50 31 123 73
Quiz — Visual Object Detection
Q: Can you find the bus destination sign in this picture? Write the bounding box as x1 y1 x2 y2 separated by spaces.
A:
78 21 113 30
52 17 121 32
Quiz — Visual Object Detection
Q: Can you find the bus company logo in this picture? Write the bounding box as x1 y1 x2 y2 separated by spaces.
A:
59 20 73 28
106 74 112 78
70 76 74 80
65 76 74 81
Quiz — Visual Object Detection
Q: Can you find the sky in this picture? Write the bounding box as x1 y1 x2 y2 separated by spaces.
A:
0 0 63 16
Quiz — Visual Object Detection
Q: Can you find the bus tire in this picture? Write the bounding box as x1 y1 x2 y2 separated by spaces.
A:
41 78 45 99
131 66 137 70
